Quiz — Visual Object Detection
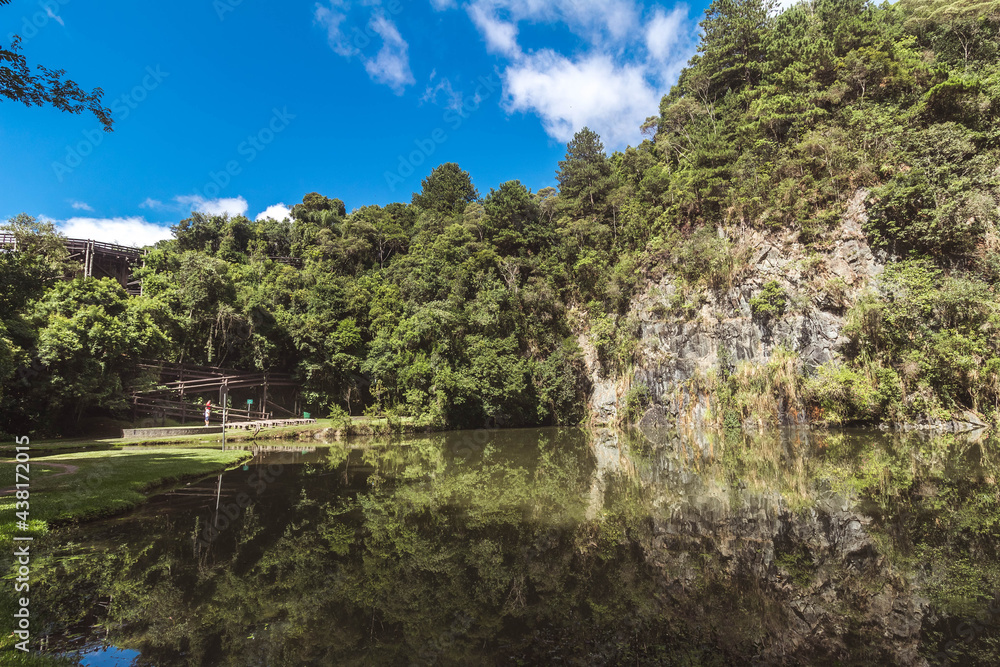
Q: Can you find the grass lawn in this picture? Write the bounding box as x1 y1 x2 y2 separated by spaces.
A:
0 413 431 456
0 447 252 541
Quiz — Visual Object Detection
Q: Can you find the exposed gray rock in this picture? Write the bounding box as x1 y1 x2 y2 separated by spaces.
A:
578 332 618 424
582 189 887 429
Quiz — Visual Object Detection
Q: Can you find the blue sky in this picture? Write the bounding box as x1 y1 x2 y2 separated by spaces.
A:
0 0 744 246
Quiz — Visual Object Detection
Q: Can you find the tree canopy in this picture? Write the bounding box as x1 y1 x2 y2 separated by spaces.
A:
0 1 113 131
4 0 1000 435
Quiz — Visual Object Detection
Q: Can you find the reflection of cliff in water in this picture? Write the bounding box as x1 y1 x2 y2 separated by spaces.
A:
587 425 1000 666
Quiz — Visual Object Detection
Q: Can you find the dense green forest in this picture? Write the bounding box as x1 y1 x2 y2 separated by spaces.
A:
2 0 1000 436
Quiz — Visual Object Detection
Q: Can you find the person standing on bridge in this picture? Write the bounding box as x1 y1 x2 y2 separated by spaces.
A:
204 400 212 426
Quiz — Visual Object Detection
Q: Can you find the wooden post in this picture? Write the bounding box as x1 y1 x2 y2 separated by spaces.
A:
262 373 268 421
220 380 229 450
214 474 222 525
180 367 186 424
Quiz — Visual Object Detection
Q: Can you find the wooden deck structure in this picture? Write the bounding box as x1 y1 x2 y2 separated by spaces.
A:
1 234 304 296
0 233 145 295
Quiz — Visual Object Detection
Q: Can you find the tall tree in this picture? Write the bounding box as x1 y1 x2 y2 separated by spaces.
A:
347 204 411 268
411 163 479 216
482 180 545 254
23 278 170 429
556 127 613 217
698 0 777 102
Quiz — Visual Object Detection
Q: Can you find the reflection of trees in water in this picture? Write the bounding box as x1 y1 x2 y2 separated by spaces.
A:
26 427 1000 665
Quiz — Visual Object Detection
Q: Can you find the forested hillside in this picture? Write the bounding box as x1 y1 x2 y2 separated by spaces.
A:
2 0 999 436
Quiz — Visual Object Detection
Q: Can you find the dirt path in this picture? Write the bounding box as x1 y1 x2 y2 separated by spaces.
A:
0 461 79 495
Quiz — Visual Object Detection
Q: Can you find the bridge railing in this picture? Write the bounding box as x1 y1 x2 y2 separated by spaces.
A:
132 395 271 422
0 233 144 260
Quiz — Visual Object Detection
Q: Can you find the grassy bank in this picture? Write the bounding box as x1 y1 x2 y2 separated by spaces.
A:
110 415 431 447
0 415 430 455
0 447 252 541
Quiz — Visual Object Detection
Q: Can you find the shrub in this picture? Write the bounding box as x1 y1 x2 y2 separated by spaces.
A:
622 383 651 424
325 404 352 430
804 362 878 424
673 225 743 290
750 280 788 319
838 260 1000 419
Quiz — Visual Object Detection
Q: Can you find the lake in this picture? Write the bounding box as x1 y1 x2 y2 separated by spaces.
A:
27 426 1000 665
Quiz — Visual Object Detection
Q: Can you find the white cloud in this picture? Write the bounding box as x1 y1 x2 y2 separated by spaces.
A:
564 0 641 43
430 0 456 9
175 195 249 217
139 197 164 210
70 200 93 212
45 6 65 27
646 6 687 62
55 217 173 248
315 3 415 94
503 50 661 147
315 2 355 57
464 0 640 45
467 2 521 57
422 73 465 112
435 0 696 149
256 204 293 222
364 14 415 93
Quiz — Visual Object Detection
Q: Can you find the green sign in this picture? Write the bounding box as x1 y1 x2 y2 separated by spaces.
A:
247 399 254 405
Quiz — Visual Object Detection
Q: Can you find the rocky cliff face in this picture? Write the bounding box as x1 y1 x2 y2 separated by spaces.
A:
586 190 886 428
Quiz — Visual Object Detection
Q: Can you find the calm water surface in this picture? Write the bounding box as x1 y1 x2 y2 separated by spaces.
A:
28 427 1000 665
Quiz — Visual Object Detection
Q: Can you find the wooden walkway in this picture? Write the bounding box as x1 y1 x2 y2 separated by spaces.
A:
1 232 145 294
224 418 316 431
122 418 316 439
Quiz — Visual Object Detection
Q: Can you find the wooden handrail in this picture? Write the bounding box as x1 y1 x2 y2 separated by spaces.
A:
137 359 293 379
0 233 145 259
132 395 271 422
